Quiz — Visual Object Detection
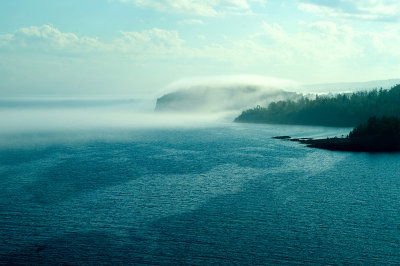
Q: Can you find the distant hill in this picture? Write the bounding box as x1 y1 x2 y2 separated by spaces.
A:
301 79 400 94
155 85 298 113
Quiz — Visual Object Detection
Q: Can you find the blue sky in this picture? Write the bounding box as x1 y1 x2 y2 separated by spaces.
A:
0 0 399 96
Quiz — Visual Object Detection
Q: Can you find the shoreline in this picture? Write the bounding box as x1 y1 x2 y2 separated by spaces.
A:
274 136 400 152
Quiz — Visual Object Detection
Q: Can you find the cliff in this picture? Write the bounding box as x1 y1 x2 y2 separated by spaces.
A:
155 86 298 113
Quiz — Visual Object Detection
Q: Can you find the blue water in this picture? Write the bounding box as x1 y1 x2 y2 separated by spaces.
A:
1 123 400 264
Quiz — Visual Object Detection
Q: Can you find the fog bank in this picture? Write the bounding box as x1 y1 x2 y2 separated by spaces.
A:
156 75 299 113
0 98 233 135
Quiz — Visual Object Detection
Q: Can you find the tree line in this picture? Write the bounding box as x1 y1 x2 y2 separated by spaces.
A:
235 84 400 127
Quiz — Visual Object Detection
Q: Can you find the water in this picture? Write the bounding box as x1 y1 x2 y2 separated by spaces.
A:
1 123 400 264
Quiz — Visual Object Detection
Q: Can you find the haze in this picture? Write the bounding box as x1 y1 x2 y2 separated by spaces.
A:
1 0 400 136
2 2 400 264
1 0 400 98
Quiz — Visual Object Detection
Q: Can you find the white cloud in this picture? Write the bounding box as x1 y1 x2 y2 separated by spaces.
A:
370 25 400 57
0 25 184 58
113 28 185 58
255 21 365 62
260 22 286 40
2 23 400 64
178 19 205 25
1 22 400 85
119 28 184 47
0 34 12 46
250 0 267 7
114 0 266 16
0 25 102 52
298 0 400 21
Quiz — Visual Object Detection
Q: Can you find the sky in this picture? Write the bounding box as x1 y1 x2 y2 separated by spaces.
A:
0 0 400 97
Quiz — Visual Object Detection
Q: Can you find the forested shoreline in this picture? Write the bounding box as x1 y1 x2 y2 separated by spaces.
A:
235 84 400 127
277 116 400 152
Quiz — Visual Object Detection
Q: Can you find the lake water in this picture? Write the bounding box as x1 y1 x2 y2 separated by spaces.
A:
1 120 400 264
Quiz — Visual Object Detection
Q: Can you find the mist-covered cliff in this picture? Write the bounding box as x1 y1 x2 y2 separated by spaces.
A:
155 85 298 113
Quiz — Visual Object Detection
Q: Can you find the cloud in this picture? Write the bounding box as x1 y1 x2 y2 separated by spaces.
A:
1 22 400 87
370 25 400 57
156 75 298 113
298 0 400 21
113 0 266 16
254 20 366 63
117 28 184 48
0 25 184 58
112 28 185 59
2 23 400 64
164 75 297 92
178 19 205 25
0 25 102 53
250 0 267 7
0 34 12 46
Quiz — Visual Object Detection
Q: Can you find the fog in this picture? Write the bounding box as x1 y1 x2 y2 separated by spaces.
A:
0 75 300 132
0 75 303 148
0 96 243 143
0 98 239 148
0 99 230 133
156 75 299 113
160 75 298 95
300 79 400 94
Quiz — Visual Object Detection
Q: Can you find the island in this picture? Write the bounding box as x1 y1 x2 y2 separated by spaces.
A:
274 116 400 152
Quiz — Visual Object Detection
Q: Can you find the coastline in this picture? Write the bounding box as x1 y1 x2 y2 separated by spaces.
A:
274 135 400 152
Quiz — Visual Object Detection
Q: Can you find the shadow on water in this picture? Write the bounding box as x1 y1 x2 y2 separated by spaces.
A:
1 99 400 264
1 230 153 265
142 153 400 265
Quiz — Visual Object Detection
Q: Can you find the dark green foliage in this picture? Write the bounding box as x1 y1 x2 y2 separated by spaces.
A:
286 116 400 152
235 84 400 127
349 116 400 139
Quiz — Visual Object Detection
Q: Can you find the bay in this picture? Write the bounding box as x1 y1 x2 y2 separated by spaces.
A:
1 123 400 264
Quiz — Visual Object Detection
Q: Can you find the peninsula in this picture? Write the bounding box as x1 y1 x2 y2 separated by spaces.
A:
275 116 400 152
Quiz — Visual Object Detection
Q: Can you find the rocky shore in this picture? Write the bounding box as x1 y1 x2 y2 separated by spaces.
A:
273 135 400 152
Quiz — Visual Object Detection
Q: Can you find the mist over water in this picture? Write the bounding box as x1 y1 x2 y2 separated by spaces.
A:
0 76 302 140
156 75 299 113
2 78 399 265
0 98 226 131
2 87 400 264
0 97 240 149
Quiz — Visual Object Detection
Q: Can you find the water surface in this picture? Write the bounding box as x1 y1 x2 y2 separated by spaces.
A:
1 123 399 264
